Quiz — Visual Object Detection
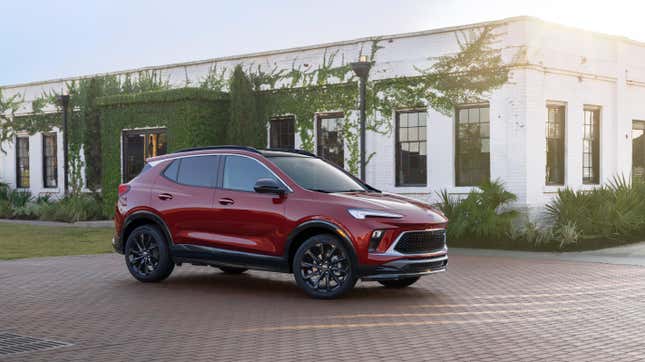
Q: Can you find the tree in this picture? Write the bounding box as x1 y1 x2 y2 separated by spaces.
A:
227 65 263 147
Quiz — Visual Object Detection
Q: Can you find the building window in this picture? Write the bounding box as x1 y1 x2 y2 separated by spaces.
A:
316 113 344 167
16 137 30 188
395 110 427 186
582 107 600 184
546 105 565 185
455 105 490 186
632 121 645 180
122 128 167 182
43 133 58 188
269 116 295 149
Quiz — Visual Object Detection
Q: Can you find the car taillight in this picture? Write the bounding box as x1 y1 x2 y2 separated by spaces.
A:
118 184 131 197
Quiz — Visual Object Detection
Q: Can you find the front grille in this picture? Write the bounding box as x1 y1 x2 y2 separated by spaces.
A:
403 260 447 273
394 229 446 254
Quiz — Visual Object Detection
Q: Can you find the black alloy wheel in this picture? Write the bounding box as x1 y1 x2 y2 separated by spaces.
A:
293 234 357 299
125 225 174 282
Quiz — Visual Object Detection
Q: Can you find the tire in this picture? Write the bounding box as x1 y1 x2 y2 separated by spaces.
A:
218 266 248 274
293 234 357 299
378 276 420 288
124 224 174 283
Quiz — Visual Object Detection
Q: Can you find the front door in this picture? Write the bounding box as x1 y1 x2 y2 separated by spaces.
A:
209 155 289 256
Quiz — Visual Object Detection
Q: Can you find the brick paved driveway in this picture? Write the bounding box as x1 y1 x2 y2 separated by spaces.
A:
1 253 644 361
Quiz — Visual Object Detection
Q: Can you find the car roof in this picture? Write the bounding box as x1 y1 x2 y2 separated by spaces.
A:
146 146 314 163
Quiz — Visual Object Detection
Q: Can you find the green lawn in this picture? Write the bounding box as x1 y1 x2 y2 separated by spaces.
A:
0 223 114 260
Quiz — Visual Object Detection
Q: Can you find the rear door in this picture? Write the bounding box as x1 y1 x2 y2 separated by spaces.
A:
151 155 220 245
208 155 290 256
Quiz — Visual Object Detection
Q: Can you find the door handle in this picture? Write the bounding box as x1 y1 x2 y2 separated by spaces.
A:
218 197 234 205
158 193 174 201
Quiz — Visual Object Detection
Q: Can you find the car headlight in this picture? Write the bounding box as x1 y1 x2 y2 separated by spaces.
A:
347 208 403 220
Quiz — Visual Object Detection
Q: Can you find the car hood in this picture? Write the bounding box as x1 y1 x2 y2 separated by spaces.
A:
330 191 448 224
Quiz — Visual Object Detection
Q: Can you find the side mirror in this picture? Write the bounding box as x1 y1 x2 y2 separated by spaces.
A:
254 178 285 196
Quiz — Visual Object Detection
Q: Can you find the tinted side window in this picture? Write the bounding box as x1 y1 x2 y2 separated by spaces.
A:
162 160 179 181
223 156 278 192
175 156 219 187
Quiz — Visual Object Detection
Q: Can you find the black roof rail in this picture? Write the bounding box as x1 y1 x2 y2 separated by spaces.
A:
263 148 317 157
174 145 261 154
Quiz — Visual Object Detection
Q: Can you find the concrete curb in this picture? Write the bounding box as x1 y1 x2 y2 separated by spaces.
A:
451 245 645 267
0 219 113 228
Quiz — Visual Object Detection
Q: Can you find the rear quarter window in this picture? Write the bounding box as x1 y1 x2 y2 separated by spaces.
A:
161 156 219 187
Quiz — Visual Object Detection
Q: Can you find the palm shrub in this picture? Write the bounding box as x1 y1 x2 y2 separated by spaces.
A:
437 179 518 241
545 175 645 239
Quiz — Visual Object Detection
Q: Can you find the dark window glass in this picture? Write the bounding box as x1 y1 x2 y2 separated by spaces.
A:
546 105 565 185
455 105 490 186
122 128 167 182
43 133 57 188
583 107 600 184
395 110 427 186
162 159 180 182
269 156 366 193
269 117 295 149
223 155 278 192
633 121 645 180
16 137 30 188
176 156 219 187
316 114 344 167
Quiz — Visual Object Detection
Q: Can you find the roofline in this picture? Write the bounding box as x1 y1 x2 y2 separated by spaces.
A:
2 15 644 90
0 16 526 90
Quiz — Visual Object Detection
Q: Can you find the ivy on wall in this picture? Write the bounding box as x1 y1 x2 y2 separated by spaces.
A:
0 23 513 199
216 25 511 174
0 89 25 151
96 87 229 214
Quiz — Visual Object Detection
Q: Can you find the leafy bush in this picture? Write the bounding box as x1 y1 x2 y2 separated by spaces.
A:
0 200 11 218
0 183 108 222
557 222 580 248
437 180 518 242
38 194 108 222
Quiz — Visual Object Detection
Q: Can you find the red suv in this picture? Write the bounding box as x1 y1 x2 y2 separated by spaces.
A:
113 146 448 298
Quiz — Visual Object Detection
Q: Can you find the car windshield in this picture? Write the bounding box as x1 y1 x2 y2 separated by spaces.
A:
268 156 369 193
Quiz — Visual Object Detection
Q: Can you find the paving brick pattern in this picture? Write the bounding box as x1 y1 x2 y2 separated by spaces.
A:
1 254 644 361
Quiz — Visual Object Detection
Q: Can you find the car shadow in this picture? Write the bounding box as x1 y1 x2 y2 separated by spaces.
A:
112 268 441 303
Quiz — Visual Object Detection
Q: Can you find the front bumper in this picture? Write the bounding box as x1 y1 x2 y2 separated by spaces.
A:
360 254 448 281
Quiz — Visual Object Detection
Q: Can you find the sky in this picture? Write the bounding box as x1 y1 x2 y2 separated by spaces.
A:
1 0 644 86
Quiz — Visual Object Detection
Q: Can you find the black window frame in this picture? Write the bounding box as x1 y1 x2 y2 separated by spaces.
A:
122 128 168 183
16 136 30 189
455 104 490 187
632 120 645 180
395 109 428 187
546 104 566 186
42 133 58 188
316 112 345 168
582 106 600 185
269 116 295 149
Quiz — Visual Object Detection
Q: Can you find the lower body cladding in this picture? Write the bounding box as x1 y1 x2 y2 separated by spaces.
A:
360 255 448 281
119 238 448 281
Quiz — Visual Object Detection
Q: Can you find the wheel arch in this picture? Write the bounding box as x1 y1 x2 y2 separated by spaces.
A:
284 220 357 273
121 211 174 249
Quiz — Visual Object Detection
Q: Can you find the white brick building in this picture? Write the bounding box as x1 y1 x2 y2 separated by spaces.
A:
2 16 645 218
